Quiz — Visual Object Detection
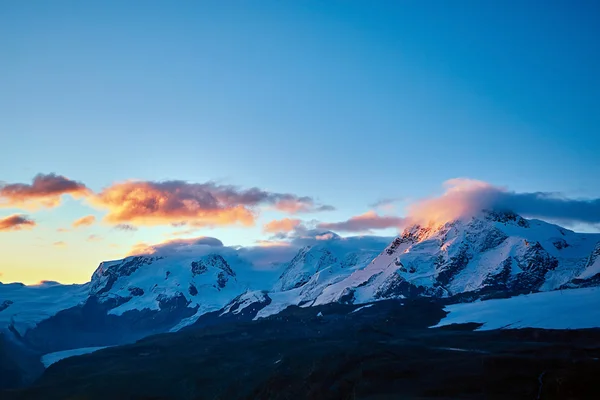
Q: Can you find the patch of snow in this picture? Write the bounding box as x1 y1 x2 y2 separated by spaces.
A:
433 287 600 330
350 304 374 313
41 346 108 368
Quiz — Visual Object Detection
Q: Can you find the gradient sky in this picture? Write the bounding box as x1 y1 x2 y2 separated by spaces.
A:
1 0 599 284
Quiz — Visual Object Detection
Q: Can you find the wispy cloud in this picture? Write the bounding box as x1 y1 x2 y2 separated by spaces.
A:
369 197 404 210
317 211 405 233
90 180 334 227
72 215 96 228
0 214 36 231
114 223 138 232
0 173 90 209
53 241 67 248
86 234 103 242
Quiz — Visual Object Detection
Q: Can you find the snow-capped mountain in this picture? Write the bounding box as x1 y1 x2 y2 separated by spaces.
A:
1 211 599 362
0 235 389 354
257 211 600 318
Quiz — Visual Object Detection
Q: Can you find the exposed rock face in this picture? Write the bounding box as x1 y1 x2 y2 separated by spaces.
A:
128 287 144 297
191 254 235 278
90 256 159 296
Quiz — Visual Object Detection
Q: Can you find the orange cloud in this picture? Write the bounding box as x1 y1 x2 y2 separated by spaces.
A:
0 173 90 209
53 241 67 248
90 180 332 227
72 215 96 228
263 218 302 234
0 214 36 231
406 178 497 226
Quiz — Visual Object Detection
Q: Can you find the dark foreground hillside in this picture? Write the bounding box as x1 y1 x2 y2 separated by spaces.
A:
3 299 600 400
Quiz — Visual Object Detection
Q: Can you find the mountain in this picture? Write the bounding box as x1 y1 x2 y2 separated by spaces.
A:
1 210 600 386
256 210 600 318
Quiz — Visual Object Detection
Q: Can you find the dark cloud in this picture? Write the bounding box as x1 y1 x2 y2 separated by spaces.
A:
114 224 138 232
317 211 405 233
0 173 90 208
490 191 600 225
0 214 36 231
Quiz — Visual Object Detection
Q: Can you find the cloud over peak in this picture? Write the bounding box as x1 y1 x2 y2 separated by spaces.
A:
316 178 600 233
128 236 225 256
408 178 600 227
0 173 90 209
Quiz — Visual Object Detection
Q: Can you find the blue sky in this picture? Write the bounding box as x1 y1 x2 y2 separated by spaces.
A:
1 1 599 283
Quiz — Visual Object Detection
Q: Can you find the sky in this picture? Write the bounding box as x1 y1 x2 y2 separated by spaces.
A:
1 0 599 284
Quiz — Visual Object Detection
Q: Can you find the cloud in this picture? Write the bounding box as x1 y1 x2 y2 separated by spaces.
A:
53 241 67 248
317 178 600 233
273 196 335 214
370 197 404 211
90 180 334 228
0 173 90 209
86 234 103 242
128 236 225 256
0 214 36 231
114 223 138 232
263 218 303 234
407 178 600 227
56 228 70 233
168 228 201 237
72 215 96 228
317 211 405 233
127 235 298 274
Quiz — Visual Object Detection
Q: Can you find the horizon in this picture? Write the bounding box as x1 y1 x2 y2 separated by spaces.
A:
2 1 600 285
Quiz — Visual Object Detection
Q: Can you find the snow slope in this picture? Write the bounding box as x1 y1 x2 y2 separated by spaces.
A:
254 236 390 319
41 346 108 368
433 286 600 330
0 281 89 335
